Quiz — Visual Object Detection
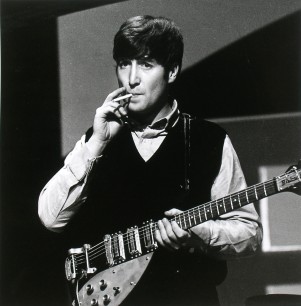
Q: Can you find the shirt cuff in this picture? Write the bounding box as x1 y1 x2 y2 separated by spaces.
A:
67 144 102 181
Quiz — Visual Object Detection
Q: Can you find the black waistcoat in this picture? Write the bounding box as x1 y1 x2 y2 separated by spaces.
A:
64 116 227 305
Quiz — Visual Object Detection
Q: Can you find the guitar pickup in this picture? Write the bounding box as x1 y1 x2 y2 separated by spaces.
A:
112 233 126 263
104 233 126 266
104 234 114 266
143 220 158 251
127 226 142 257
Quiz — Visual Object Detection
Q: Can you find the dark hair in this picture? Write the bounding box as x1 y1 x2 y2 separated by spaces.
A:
113 15 184 74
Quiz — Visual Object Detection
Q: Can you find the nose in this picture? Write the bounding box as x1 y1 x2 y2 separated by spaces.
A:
129 60 140 88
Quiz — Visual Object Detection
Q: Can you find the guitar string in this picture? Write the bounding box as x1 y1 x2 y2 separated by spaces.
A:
76 186 277 265
75 180 277 263
71 167 299 262
72 168 301 267
74 179 276 264
75 180 277 264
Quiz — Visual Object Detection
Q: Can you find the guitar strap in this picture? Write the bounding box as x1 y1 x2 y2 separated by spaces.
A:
182 113 194 193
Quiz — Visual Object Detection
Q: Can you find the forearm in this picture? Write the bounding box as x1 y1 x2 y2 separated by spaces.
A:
191 206 262 259
38 135 101 232
191 136 262 258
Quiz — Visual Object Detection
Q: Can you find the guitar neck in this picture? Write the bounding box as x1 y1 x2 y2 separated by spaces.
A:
165 178 279 231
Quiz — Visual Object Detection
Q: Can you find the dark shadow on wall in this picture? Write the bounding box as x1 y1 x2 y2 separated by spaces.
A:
1 3 130 306
174 10 301 118
1 18 67 306
1 4 300 306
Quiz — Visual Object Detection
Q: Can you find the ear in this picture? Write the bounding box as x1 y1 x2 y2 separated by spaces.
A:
168 65 179 84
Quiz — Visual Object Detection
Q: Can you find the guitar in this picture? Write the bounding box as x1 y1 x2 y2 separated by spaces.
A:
65 163 301 306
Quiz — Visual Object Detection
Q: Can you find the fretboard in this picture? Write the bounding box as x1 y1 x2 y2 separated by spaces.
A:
161 178 278 231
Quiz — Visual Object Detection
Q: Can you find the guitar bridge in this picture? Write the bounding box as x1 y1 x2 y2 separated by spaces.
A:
65 247 83 281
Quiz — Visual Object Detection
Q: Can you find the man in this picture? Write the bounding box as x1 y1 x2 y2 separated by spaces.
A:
39 15 262 306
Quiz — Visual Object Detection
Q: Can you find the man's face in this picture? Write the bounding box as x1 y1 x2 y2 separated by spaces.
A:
116 57 175 123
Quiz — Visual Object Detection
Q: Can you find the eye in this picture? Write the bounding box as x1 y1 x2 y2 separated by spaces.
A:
118 59 130 69
139 61 153 69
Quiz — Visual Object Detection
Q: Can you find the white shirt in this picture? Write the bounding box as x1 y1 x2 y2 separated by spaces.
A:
38 102 262 259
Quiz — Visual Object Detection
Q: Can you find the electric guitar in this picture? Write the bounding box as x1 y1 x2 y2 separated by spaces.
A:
65 163 301 306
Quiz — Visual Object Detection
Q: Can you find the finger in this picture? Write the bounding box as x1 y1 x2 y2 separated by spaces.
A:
155 229 177 252
112 105 129 125
104 87 126 103
154 229 164 247
164 208 183 217
157 220 180 250
117 106 128 117
95 102 120 117
171 221 191 242
113 104 128 117
162 218 178 243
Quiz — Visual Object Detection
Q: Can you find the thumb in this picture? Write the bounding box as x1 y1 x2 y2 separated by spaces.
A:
164 208 183 217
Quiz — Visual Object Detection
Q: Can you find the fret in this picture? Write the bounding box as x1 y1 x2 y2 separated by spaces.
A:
210 203 213 217
231 194 239 209
254 186 258 200
224 198 231 212
178 214 182 228
193 208 197 225
238 193 241 206
204 206 207 220
188 211 193 227
198 207 202 223
257 184 265 200
183 214 187 228
223 198 227 212
245 190 249 203
229 195 233 210
216 200 220 215
217 199 225 214
206 206 211 219
263 183 267 197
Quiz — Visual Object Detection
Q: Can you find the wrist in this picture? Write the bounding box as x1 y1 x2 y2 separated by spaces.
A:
86 135 109 157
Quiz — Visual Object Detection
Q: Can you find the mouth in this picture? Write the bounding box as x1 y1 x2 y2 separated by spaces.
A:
129 93 143 99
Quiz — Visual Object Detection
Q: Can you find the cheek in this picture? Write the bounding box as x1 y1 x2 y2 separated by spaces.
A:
117 71 126 86
149 78 167 96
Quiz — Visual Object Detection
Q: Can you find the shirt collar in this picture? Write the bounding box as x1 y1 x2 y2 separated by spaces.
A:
131 100 180 138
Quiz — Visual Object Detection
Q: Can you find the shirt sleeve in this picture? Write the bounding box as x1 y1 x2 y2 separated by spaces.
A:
38 134 102 232
190 135 263 259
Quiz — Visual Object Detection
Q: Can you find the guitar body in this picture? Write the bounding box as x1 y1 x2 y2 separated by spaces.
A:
72 253 154 306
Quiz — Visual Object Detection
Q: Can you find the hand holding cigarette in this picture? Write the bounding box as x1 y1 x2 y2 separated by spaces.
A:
87 89 132 156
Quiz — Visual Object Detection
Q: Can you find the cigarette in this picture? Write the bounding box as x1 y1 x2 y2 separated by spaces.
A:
113 94 133 102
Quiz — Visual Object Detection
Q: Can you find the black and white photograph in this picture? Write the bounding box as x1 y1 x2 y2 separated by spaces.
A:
1 1 301 305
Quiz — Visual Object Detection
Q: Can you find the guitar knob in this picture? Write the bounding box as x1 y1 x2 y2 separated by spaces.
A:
99 279 107 290
86 284 94 294
103 294 111 305
113 287 121 295
90 299 98 306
